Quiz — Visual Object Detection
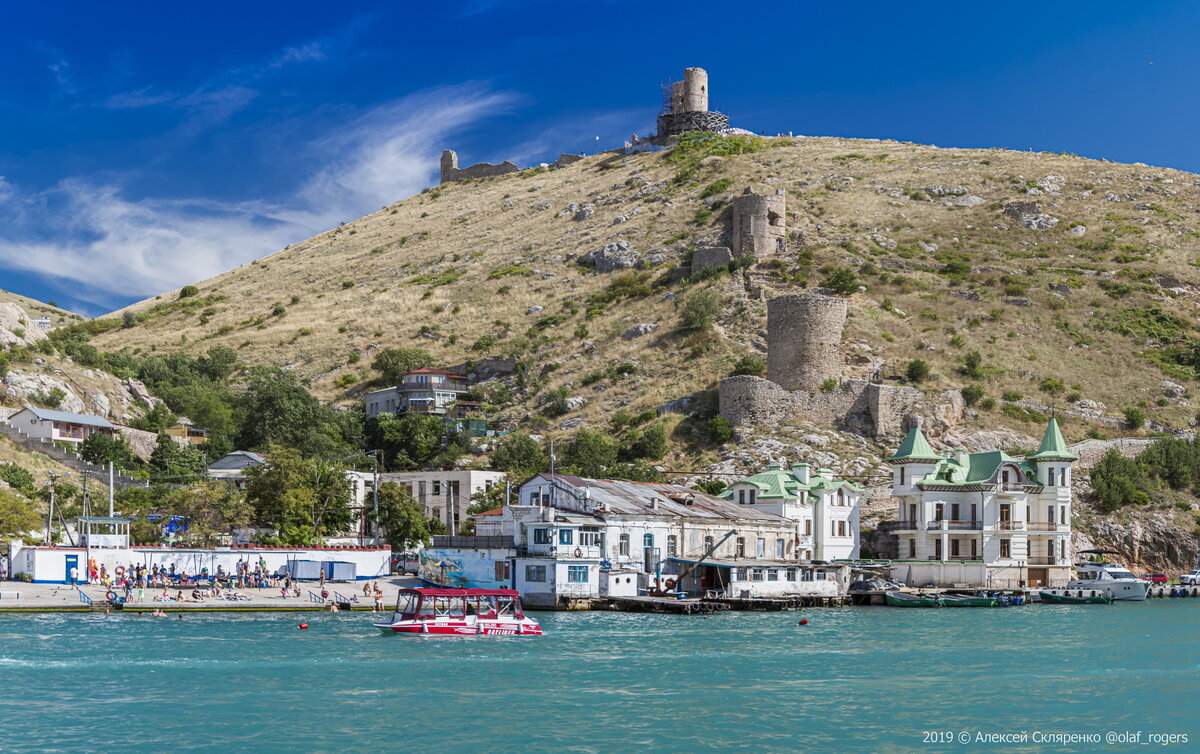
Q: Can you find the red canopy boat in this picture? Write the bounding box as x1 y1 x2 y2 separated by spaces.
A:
374 587 543 636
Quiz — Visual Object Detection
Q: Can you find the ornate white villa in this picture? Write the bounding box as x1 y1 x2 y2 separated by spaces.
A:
885 418 1075 588
722 462 862 561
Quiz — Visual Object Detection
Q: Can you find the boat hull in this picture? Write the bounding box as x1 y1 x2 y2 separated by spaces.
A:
941 596 999 607
374 619 543 636
885 591 939 607
1039 591 1113 605
1065 579 1148 601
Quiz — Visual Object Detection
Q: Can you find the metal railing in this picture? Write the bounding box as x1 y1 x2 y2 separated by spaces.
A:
432 535 512 549
1026 521 1066 531
927 520 982 530
77 589 91 605
995 521 1025 531
307 591 326 604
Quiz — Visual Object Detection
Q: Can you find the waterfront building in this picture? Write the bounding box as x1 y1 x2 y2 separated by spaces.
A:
348 469 506 534
884 419 1075 588
422 474 847 607
722 462 862 561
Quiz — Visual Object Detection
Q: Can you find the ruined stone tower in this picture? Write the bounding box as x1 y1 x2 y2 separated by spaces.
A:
439 150 459 184
767 294 847 391
657 66 728 136
732 188 787 259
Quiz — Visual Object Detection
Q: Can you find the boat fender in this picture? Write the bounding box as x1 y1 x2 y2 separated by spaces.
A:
798 619 809 626
574 548 582 558
298 623 309 629
106 590 117 602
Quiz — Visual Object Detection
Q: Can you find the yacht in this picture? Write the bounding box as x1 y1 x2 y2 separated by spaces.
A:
1067 553 1149 601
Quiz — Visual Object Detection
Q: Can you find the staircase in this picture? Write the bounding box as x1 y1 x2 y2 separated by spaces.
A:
0 421 145 489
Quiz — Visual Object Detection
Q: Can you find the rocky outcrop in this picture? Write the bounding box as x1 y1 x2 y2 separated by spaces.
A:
2 370 85 413
580 240 640 272
0 303 48 348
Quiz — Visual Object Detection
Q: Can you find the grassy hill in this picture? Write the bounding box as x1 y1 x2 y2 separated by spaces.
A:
88 135 1200 449
0 289 84 325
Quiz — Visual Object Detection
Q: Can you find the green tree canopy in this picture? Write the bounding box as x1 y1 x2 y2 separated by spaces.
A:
367 413 447 469
0 489 41 540
488 434 547 480
157 482 254 548
149 434 207 482
243 446 353 545
369 481 438 550
371 348 433 385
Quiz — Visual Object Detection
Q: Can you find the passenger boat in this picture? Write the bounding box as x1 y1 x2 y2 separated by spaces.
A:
939 594 999 607
374 588 543 636
1038 589 1113 605
885 591 941 607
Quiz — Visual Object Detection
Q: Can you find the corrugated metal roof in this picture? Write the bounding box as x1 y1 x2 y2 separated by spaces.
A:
17 406 114 429
531 474 790 522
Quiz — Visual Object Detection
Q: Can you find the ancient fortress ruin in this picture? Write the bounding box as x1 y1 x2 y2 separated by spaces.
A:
720 294 964 440
732 188 787 259
439 149 520 184
656 67 729 136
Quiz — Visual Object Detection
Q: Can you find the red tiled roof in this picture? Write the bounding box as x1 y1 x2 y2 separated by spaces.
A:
474 508 503 516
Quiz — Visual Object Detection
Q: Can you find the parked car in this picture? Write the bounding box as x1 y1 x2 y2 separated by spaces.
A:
390 552 420 574
1139 573 1168 584
1181 570 1200 586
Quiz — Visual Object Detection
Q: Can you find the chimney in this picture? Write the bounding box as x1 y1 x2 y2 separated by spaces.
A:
792 463 811 485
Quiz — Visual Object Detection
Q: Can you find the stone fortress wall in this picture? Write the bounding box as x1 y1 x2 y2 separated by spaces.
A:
439 149 520 184
732 188 787 259
720 293 963 441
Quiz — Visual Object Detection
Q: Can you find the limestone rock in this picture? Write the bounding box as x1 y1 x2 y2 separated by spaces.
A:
573 203 595 221
1070 224 1087 236
955 194 984 207
565 397 588 411
0 303 48 348
868 234 897 251
3 370 85 413
623 323 658 340
1003 297 1034 307
1161 380 1186 398
580 240 640 272
526 305 544 315
612 215 628 225
1003 201 1059 229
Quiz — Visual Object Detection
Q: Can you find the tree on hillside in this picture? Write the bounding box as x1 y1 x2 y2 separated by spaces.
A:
149 434 207 482
80 432 140 470
243 446 353 545
488 434 547 480
372 348 433 386
157 482 253 548
367 413 447 469
0 464 37 495
0 489 41 540
131 402 177 433
235 367 355 457
558 429 661 482
369 481 437 550
1091 448 1150 512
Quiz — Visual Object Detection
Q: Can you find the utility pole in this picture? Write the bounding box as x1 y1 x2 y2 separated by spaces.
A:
108 461 114 516
372 450 380 541
44 472 71 546
82 471 90 520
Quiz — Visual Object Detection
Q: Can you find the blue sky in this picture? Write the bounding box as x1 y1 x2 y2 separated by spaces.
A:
1 1 1197 315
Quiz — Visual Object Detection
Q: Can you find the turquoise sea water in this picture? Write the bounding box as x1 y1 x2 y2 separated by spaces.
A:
0 602 1197 753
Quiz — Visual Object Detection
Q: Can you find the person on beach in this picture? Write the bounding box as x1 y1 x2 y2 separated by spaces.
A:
69 566 78 586
362 582 371 597
373 584 383 612
137 580 145 603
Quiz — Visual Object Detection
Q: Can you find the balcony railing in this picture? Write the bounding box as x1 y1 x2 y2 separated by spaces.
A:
947 554 980 561
1026 556 1062 566
517 544 603 559
985 483 1033 494
995 521 1025 531
927 520 981 531
1026 521 1067 532
431 535 513 549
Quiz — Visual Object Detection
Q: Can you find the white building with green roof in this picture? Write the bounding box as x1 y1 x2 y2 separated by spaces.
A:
722 463 862 561
885 418 1076 589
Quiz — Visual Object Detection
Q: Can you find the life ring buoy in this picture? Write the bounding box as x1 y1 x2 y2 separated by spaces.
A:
114 566 126 577
573 548 582 558
106 590 118 602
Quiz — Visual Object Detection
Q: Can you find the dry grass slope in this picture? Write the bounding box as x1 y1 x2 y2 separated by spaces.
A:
91 136 1200 445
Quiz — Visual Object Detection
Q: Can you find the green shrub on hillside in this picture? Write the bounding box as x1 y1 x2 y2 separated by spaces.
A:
681 289 721 331
905 359 930 383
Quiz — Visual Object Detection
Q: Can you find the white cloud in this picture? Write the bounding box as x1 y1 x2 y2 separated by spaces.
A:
0 83 516 310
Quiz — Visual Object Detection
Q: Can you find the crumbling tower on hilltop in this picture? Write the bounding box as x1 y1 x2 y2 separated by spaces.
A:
657 67 729 136
732 188 787 259
767 294 847 391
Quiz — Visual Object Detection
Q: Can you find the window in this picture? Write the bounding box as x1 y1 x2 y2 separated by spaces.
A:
935 503 944 521
951 503 960 520
751 569 765 581
580 528 602 547
736 568 748 581
666 535 678 557
1047 506 1055 526
432 480 442 495
785 568 797 582
775 539 785 558
1048 468 1056 486
485 480 494 491
838 521 846 537
559 529 574 546
908 539 916 558
756 538 765 558
767 569 779 582
749 489 757 504
418 481 427 498
643 533 654 548
737 489 746 505
1000 539 1011 559
494 561 511 580
533 528 551 545
567 565 588 584
525 565 546 582
1060 506 1067 525
619 534 630 557
899 467 906 486
971 539 978 558
736 538 746 557
704 536 714 552
950 539 960 557
804 520 812 536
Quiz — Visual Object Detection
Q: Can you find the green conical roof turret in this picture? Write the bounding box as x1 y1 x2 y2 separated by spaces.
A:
885 426 942 463
1028 417 1078 461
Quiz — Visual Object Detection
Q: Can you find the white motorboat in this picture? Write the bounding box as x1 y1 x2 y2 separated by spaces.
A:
1068 552 1148 601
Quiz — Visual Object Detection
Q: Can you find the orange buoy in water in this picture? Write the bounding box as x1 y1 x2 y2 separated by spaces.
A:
798 619 809 625
299 623 309 629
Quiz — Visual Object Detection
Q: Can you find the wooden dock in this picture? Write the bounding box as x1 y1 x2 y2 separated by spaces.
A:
599 596 730 614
